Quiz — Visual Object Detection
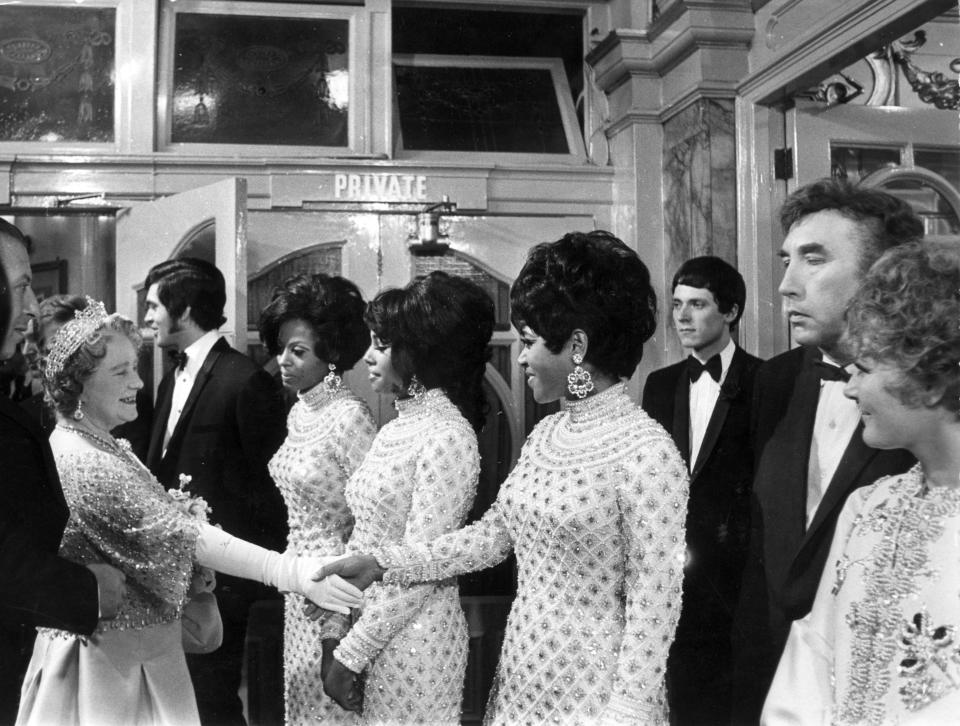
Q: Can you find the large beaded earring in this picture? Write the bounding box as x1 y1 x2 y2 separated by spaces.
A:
407 375 426 402
323 363 342 392
72 398 85 421
567 353 594 399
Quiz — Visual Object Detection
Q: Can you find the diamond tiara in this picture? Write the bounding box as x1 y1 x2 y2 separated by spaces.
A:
43 297 110 378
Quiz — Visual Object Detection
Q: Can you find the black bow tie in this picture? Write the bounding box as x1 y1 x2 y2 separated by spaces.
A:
814 360 851 383
168 350 188 371
687 354 722 383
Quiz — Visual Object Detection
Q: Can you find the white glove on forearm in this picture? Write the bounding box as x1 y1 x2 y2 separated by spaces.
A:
195 524 362 614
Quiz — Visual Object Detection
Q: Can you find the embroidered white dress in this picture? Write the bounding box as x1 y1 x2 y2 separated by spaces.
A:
267 385 375 725
763 465 960 726
377 383 689 725
332 389 480 725
17 432 202 726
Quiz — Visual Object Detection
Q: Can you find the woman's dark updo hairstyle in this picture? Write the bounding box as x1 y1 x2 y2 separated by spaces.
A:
259 273 368 374
510 230 657 379
365 271 494 433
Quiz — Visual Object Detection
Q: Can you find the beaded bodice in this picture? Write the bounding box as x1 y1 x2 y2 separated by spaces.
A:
47 431 199 635
334 388 480 675
379 384 689 724
268 387 375 557
827 466 960 724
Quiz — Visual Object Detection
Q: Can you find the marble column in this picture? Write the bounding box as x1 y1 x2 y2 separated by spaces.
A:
662 97 738 278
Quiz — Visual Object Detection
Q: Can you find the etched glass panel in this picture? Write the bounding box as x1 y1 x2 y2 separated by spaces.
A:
0 6 115 142
172 13 349 146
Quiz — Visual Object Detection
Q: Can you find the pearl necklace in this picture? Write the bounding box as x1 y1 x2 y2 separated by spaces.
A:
56 424 129 458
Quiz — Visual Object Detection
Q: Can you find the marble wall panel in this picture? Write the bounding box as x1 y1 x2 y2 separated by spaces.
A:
662 98 737 281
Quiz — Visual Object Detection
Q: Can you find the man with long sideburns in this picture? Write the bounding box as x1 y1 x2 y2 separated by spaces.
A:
0 219 125 725
730 178 920 724
643 256 761 726
144 258 287 726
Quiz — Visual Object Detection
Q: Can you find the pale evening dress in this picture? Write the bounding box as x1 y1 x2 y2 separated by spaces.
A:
376 382 689 725
763 465 960 726
267 384 375 725
332 388 480 725
17 430 202 726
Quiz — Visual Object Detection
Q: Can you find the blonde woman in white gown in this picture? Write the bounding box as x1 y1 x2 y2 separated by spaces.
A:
321 272 495 724
16 300 362 726
762 242 960 725
320 232 690 725
259 274 376 725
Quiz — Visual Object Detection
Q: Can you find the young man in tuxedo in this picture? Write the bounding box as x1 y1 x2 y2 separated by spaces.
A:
642 256 761 726
0 220 125 725
730 179 921 724
144 258 287 726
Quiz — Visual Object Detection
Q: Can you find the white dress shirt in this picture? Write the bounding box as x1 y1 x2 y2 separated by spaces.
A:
688 338 736 471
163 330 222 455
806 352 860 528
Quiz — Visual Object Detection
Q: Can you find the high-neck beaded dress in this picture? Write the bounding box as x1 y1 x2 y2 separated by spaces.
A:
17 428 203 726
376 383 689 725
331 388 480 725
763 465 960 725
267 384 375 725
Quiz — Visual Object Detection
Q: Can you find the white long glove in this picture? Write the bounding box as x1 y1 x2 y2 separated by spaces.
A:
195 524 363 614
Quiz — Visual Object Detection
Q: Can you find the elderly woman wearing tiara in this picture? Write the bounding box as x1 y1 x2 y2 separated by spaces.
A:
16 298 363 726
762 241 960 725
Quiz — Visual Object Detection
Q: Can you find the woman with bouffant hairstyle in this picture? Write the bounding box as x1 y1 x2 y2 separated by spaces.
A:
763 241 960 725
320 231 689 724
259 273 376 726
321 271 494 723
17 300 363 726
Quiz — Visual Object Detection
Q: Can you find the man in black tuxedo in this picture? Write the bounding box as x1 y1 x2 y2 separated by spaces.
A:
0 221 125 725
730 179 921 724
143 258 287 726
643 256 761 726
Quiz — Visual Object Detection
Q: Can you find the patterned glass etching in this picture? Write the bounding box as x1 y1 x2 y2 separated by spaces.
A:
172 13 349 146
0 6 115 142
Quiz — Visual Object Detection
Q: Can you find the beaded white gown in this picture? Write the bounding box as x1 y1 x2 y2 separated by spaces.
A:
332 388 480 725
763 465 960 726
17 430 202 726
376 383 689 725
267 385 375 725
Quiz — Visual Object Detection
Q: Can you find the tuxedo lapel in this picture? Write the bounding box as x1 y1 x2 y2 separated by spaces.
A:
691 347 746 479
163 340 225 460
671 369 691 468
760 349 821 539
146 372 174 470
0 396 61 496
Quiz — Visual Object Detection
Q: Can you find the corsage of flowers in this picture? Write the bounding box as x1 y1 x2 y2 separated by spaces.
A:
167 474 216 595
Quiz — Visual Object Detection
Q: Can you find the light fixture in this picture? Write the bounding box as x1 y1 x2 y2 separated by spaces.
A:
408 195 456 256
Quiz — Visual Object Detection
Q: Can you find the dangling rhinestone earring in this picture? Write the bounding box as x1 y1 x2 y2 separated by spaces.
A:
323 363 342 392
407 375 426 402
567 353 594 399
73 399 85 421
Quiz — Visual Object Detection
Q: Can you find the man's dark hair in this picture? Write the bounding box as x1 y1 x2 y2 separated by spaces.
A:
0 219 30 251
672 256 746 331
779 177 924 273
144 258 227 331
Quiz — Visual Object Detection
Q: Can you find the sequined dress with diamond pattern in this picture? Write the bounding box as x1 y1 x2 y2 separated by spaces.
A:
377 383 689 725
267 385 376 725
17 431 203 726
764 465 960 725
331 389 480 725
